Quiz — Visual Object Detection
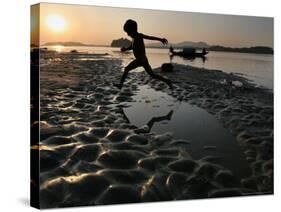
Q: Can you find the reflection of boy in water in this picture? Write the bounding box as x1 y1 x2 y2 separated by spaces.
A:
115 19 173 89
121 109 174 133
145 110 173 131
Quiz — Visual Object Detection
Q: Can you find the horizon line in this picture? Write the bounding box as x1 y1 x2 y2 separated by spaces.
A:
37 41 274 49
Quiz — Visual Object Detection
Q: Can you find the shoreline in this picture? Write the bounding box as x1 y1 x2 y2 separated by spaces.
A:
37 52 273 208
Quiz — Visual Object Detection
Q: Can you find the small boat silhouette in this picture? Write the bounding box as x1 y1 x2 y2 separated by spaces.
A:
169 46 208 58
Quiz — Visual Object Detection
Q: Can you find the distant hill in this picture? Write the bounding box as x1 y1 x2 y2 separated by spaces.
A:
43 41 96 46
148 41 273 54
148 41 209 49
208 45 273 54
111 38 132 47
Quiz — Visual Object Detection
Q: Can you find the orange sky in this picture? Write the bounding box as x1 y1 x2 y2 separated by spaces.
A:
31 3 273 48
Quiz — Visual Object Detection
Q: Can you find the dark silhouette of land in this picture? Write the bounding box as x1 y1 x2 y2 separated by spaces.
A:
43 41 98 47
208 45 273 54
111 38 131 47
43 40 273 54
150 41 209 49
146 42 273 54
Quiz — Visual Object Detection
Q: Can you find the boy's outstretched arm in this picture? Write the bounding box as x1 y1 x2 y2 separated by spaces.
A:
141 34 168 45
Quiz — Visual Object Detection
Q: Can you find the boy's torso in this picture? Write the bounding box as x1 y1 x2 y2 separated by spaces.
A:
132 33 146 59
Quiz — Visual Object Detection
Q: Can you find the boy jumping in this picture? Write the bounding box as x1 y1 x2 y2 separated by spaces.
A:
115 19 173 89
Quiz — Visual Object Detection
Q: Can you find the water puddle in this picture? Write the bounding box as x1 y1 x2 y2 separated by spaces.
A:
124 85 251 178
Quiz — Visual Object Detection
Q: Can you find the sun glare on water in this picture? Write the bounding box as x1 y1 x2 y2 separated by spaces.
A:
54 45 63 52
46 14 67 32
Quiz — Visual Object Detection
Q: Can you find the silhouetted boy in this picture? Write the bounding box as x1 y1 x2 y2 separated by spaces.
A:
115 19 173 89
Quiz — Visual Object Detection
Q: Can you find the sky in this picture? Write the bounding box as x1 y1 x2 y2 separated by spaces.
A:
31 3 274 48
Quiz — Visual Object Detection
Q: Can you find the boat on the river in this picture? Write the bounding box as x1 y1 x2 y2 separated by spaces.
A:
169 46 208 58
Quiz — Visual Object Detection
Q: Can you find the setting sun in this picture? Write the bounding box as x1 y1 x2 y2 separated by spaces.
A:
45 14 66 32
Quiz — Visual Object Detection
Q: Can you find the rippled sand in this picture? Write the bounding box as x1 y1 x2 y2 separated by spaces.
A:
34 52 273 208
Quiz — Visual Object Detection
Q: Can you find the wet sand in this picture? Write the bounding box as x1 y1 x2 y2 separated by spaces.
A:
36 52 273 208
153 64 273 193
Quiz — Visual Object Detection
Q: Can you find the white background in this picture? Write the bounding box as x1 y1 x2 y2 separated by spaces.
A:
0 0 279 211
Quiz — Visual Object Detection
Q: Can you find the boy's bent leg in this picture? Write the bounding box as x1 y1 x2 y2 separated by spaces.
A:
117 59 140 89
143 60 173 88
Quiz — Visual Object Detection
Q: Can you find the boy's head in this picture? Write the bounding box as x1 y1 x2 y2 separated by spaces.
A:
123 19 137 37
